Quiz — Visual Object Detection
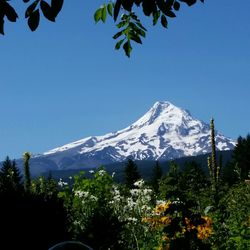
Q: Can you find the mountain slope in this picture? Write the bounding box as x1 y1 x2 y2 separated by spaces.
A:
28 101 235 175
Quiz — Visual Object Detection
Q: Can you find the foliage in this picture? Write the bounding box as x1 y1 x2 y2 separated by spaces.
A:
109 179 154 249
208 118 221 191
58 168 124 249
212 183 250 250
159 161 182 200
23 151 32 192
1 0 204 56
124 159 141 189
31 173 58 199
151 160 163 193
0 179 68 249
179 161 210 212
0 141 249 250
0 156 22 193
143 199 212 250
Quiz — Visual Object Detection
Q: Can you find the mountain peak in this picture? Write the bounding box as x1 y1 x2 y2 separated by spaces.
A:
152 100 173 108
36 101 236 175
132 101 186 127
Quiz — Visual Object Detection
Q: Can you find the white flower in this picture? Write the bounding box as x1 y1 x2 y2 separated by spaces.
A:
90 195 98 201
127 217 138 223
130 189 140 196
98 170 106 176
156 200 166 205
134 179 144 188
143 188 152 195
89 170 95 174
58 179 68 187
74 190 89 198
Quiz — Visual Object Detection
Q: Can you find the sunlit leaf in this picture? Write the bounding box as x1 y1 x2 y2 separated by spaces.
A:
107 2 113 17
94 7 102 23
101 5 107 23
123 40 132 57
115 38 125 50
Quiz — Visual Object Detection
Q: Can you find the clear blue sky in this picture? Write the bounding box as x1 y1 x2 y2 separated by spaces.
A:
1 1 250 160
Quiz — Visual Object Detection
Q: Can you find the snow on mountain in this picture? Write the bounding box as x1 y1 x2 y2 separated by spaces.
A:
29 101 235 174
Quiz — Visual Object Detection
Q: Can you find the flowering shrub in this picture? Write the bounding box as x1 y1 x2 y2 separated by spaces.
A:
109 179 155 248
58 168 122 248
142 200 213 250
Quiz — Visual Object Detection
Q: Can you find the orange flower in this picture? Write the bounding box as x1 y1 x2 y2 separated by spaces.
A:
154 201 171 215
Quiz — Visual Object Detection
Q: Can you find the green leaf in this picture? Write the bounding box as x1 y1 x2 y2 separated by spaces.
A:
179 0 196 7
131 13 139 22
116 20 127 28
204 206 213 215
51 0 64 18
115 38 125 50
135 21 147 31
114 0 122 21
161 15 168 28
0 18 4 35
130 32 142 44
129 23 146 37
94 7 102 23
28 9 40 31
142 0 156 16
101 5 107 23
153 11 160 26
173 1 181 11
4 2 18 22
25 0 39 18
107 2 113 17
40 0 55 22
121 0 133 12
123 40 132 57
165 10 176 18
113 30 124 39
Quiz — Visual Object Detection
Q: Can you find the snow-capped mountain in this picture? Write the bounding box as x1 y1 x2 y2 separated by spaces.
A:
29 101 235 175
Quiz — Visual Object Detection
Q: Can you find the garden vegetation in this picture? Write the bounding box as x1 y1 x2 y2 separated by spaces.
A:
0 130 249 249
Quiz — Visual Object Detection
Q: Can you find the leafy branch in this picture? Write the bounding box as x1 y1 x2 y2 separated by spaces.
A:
0 0 204 57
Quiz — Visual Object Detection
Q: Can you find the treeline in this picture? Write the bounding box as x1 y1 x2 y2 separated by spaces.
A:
0 135 249 249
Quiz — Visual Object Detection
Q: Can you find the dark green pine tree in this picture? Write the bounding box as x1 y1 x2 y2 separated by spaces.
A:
124 159 141 189
0 156 22 193
23 152 31 192
159 161 182 200
232 135 250 181
223 134 250 184
151 160 163 193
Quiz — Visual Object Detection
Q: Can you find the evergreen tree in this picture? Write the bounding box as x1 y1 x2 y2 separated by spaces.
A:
180 161 210 211
23 152 31 192
31 174 58 199
151 160 163 193
124 159 140 189
159 161 182 200
232 135 250 181
180 161 208 193
222 135 250 185
0 156 22 193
